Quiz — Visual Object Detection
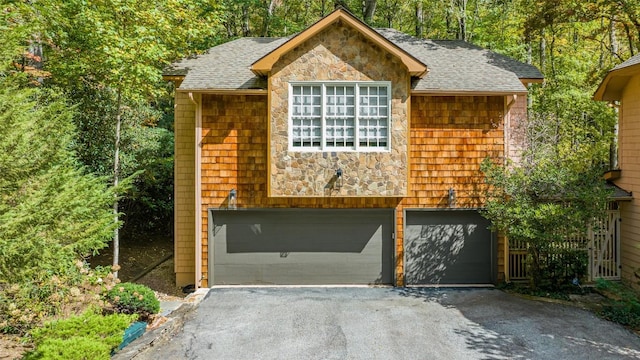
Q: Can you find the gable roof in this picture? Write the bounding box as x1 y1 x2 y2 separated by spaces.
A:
251 8 427 78
165 18 542 94
594 53 640 101
376 28 541 94
164 37 289 91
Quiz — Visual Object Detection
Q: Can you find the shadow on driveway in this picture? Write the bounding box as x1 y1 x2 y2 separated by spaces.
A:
130 287 640 360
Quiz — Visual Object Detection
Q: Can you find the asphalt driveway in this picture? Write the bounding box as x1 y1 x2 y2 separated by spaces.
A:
134 287 640 360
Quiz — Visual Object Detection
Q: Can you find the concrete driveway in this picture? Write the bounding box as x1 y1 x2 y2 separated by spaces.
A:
134 287 640 360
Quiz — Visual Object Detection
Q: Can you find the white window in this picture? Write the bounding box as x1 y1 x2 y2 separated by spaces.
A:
289 82 390 151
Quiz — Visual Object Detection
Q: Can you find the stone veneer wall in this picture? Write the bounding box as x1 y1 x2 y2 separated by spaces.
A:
269 22 409 197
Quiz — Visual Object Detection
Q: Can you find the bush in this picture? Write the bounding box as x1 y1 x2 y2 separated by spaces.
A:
600 303 640 328
24 308 136 360
0 263 119 335
106 283 159 322
596 279 640 329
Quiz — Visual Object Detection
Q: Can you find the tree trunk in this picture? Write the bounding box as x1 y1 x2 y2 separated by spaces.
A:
529 246 541 290
458 0 467 40
539 29 546 72
415 1 424 37
526 40 533 111
363 0 376 24
242 4 250 37
112 90 122 278
610 16 618 60
261 0 280 37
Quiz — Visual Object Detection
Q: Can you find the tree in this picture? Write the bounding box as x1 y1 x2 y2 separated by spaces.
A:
481 111 612 289
40 0 221 277
0 79 116 284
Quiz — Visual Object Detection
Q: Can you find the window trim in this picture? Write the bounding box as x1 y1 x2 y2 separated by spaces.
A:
288 81 392 152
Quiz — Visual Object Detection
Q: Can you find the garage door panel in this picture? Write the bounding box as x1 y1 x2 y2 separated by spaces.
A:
223 221 382 253
405 211 494 285
210 209 393 285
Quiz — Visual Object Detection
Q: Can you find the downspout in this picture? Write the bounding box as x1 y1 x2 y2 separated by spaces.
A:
188 92 203 289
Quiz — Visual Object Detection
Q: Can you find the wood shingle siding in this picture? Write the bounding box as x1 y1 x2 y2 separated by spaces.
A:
168 9 540 287
616 73 640 284
174 94 508 287
174 89 197 285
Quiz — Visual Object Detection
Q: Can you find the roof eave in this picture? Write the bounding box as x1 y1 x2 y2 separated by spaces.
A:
594 63 640 101
163 75 185 82
520 78 544 84
250 8 427 78
175 88 267 95
411 89 529 96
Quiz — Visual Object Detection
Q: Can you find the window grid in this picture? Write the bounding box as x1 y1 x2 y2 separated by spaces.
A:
290 82 390 151
325 86 355 148
291 85 322 148
358 86 389 147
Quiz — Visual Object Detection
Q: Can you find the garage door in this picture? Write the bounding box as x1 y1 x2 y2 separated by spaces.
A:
209 209 394 285
404 210 494 285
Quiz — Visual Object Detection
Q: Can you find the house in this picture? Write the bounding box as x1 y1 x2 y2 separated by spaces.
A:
163 9 543 288
595 53 640 285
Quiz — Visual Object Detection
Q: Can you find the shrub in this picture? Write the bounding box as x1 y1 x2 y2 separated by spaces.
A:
106 283 159 322
0 263 119 335
600 303 640 328
596 279 640 329
24 308 136 360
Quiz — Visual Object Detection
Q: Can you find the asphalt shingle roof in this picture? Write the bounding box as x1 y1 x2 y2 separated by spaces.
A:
611 53 640 71
166 37 289 90
376 28 541 93
167 29 542 93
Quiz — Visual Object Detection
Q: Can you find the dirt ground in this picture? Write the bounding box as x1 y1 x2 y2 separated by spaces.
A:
90 234 186 298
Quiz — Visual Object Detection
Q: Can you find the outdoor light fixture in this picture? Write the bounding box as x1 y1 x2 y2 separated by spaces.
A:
335 168 343 189
229 188 237 209
448 187 456 207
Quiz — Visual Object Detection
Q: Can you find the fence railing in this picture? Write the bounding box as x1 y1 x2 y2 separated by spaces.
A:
507 210 620 282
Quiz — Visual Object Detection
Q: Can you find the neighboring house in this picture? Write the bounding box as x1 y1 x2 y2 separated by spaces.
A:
595 53 640 285
164 9 542 288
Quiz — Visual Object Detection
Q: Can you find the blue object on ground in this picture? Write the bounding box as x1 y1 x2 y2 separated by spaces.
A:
118 321 147 350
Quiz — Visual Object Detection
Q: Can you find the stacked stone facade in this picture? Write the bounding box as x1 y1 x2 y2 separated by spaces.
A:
269 22 409 197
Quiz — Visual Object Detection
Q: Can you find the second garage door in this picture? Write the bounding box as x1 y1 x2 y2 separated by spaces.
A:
209 209 394 285
404 210 495 285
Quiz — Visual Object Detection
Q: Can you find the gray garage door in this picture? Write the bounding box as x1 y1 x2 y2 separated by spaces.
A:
404 210 495 285
209 209 394 285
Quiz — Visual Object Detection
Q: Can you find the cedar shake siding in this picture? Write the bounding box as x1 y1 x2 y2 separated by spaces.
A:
614 73 640 284
165 9 542 287
173 89 197 285
190 94 505 287
595 54 640 287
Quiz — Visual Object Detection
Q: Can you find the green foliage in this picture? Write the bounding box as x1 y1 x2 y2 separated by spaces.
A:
481 132 611 288
542 248 589 288
0 262 120 335
67 84 175 233
596 279 640 328
106 283 160 322
0 79 116 285
498 280 591 301
25 308 136 360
